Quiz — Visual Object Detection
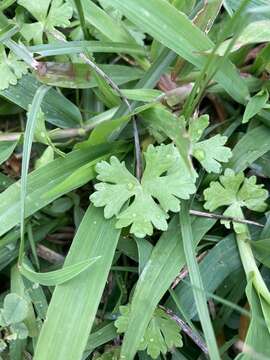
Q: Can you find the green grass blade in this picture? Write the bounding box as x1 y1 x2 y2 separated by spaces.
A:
0 74 82 128
0 143 118 237
33 206 121 360
83 322 117 358
109 0 249 104
29 41 146 57
229 125 270 172
4 39 36 68
180 201 219 359
44 157 104 198
0 219 63 271
0 24 19 42
19 257 100 286
235 281 270 359
19 85 50 263
167 234 241 319
36 63 144 89
73 0 89 40
80 0 132 43
0 141 17 166
120 215 215 359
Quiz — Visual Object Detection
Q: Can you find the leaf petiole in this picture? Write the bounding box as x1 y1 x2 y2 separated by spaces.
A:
237 230 270 304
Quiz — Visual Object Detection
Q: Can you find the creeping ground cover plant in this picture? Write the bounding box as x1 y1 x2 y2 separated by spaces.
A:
1 1 270 360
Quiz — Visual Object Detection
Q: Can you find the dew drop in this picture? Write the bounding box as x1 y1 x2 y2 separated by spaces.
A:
193 148 205 161
127 182 134 190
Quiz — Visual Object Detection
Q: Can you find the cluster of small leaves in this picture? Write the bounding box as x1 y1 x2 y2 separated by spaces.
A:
189 115 232 173
115 305 183 359
243 88 269 123
0 45 28 90
18 0 73 44
143 107 232 173
0 293 29 357
204 168 268 233
90 143 196 237
93 347 121 360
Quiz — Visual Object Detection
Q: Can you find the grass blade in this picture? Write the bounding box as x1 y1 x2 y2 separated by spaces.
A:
120 215 215 359
19 85 50 263
0 74 82 128
80 0 132 43
109 0 249 103
0 143 121 237
33 206 121 360
167 234 241 319
0 141 17 166
180 201 219 359
229 125 270 172
29 41 146 57
19 257 100 286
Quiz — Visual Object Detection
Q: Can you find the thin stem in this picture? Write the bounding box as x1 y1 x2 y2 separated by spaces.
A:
189 209 263 228
171 251 207 289
73 0 89 40
237 231 270 303
159 305 208 355
79 53 142 179
44 29 142 180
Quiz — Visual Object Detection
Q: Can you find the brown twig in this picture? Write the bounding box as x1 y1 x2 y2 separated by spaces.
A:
159 306 208 355
189 209 264 228
171 251 207 289
37 244 65 264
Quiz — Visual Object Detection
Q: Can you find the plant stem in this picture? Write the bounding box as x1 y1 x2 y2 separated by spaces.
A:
160 305 208 355
237 231 270 303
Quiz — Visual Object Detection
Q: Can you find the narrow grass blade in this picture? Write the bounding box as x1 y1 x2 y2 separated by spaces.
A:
236 282 270 359
0 24 19 42
29 41 146 57
109 0 249 103
4 39 37 68
120 215 215 359
167 234 241 319
83 322 117 358
180 202 220 359
44 157 104 198
33 206 121 360
229 125 270 172
73 0 88 40
80 0 132 43
0 74 82 128
0 143 119 237
19 257 100 286
0 219 63 271
19 85 50 263
0 141 17 166
36 63 144 89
